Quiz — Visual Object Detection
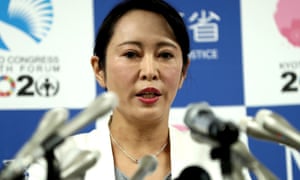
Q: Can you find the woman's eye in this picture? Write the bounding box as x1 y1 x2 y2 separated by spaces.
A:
124 51 138 58
159 52 174 59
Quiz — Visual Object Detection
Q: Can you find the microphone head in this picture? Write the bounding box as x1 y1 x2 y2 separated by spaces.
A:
130 155 158 180
255 109 273 127
57 91 119 138
101 91 119 109
61 150 100 179
184 102 215 135
138 155 158 174
255 109 300 150
255 109 295 130
239 116 283 144
184 102 239 146
80 91 119 122
34 107 69 142
176 166 211 180
239 116 252 132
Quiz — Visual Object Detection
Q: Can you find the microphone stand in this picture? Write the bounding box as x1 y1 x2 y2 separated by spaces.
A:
42 133 64 180
45 149 61 180
209 121 239 180
211 145 231 175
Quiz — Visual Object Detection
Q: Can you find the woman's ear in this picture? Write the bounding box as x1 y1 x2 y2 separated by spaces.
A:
91 56 106 88
178 59 190 89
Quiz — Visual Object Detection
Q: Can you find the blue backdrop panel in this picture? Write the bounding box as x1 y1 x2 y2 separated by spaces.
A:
170 0 244 106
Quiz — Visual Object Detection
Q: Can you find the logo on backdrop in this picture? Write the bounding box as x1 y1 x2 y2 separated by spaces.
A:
0 0 95 108
0 0 60 98
0 74 60 97
285 147 300 180
186 10 220 43
274 0 300 47
35 75 59 97
0 55 60 97
279 61 300 93
275 0 300 93
0 75 15 96
181 10 221 60
0 0 54 51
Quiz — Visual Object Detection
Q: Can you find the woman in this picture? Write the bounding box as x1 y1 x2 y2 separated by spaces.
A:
28 0 228 179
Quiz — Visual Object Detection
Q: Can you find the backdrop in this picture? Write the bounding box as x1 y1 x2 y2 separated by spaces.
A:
0 0 299 179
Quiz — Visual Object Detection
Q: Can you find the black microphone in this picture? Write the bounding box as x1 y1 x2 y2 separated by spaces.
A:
130 155 158 180
0 91 118 180
175 166 211 180
184 102 239 146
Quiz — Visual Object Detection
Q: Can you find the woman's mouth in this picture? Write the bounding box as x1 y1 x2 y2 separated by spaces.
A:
136 88 161 104
138 92 160 98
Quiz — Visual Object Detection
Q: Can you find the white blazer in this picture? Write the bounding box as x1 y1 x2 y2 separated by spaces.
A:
27 118 249 180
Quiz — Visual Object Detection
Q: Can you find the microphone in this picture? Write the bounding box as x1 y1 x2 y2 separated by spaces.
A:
0 91 118 180
231 141 278 180
239 117 280 143
184 102 239 146
174 166 210 180
52 91 118 140
0 108 68 180
15 108 69 159
130 155 158 180
60 150 100 180
255 109 300 150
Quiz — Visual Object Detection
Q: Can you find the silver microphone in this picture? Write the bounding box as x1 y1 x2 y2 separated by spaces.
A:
0 91 118 180
57 91 118 139
239 117 280 143
60 150 100 180
130 155 158 180
16 108 69 159
231 141 278 180
0 108 68 180
255 109 300 150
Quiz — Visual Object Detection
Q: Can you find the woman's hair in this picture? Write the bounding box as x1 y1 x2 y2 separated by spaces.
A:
93 0 190 71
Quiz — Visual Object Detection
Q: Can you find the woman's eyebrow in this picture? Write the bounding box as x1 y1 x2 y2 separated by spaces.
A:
156 41 178 49
117 40 179 50
117 41 142 47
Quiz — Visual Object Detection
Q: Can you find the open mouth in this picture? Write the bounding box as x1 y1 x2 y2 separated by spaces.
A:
137 92 161 98
136 88 162 99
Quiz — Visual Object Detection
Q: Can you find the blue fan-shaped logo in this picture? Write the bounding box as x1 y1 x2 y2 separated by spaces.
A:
0 0 54 51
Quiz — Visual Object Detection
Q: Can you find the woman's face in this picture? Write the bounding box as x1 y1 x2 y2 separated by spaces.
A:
92 10 188 122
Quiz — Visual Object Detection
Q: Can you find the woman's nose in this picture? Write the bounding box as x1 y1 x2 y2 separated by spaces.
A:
139 56 159 81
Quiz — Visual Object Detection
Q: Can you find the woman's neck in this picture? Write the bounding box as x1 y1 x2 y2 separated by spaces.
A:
108 114 171 179
109 113 169 141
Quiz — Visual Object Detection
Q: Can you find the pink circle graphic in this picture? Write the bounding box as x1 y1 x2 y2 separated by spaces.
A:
274 0 300 47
